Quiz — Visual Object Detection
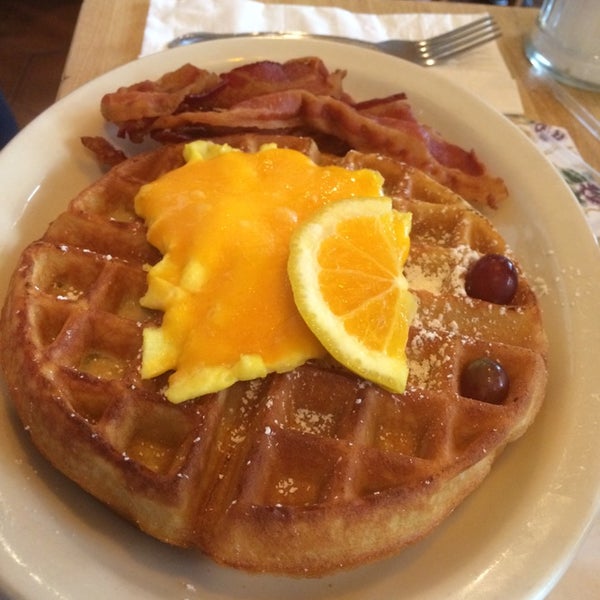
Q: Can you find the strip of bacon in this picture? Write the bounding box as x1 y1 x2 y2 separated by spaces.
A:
355 95 484 177
301 93 507 206
179 57 350 110
100 64 222 123
92 58 507 207
153 89 305 132
81 136 128 168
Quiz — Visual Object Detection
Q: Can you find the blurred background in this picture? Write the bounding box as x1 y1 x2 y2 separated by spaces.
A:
0 0 82 129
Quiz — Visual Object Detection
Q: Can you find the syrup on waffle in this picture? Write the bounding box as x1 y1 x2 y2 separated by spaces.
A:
0 136 547 577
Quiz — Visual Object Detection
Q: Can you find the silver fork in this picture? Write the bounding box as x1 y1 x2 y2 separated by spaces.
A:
167 16 501 67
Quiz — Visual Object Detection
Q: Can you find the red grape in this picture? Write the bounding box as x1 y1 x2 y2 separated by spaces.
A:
460 357 509 405
465 254 518 305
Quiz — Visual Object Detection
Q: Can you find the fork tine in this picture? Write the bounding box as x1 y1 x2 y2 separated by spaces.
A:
420 16 497 48
422 28 502 63
424 22 500 54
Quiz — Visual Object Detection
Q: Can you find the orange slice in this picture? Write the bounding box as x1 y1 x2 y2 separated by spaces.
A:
287 197 417 393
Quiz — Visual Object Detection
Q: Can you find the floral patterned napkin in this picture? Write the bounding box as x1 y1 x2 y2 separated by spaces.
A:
511 115 600 243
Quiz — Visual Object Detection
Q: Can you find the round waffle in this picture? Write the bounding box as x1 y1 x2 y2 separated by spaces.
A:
0 137 547 577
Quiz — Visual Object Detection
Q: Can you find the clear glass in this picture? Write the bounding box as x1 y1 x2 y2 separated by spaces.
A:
525 0 600 91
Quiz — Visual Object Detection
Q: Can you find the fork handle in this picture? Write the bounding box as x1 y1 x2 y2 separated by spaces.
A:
167 31 377 50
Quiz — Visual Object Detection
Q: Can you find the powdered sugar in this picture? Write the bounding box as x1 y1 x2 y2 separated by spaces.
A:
293 408 334 435
404 244 481 296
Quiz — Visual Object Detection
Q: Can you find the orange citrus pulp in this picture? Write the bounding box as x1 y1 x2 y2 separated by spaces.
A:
288 197 417 393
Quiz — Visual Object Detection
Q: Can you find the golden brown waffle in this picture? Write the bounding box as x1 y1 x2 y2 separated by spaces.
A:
0 136 547 577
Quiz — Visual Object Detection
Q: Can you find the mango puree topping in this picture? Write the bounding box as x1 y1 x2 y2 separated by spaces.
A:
134 142 384 403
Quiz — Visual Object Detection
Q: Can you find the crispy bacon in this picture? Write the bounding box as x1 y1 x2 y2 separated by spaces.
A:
354 93 413 120
89 58 508 207
302 93 506 206
179 57 350 110
153 90 305 132
81 136 127 168
355 95 484 177
100 64 221 123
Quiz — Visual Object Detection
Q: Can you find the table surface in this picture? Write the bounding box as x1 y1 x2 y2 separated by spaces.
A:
56 1 599 599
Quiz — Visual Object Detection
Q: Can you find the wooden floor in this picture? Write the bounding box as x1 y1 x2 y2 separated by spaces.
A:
0 0 82 129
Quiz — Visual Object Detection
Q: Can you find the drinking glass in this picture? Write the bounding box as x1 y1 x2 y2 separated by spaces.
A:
525 0 600 90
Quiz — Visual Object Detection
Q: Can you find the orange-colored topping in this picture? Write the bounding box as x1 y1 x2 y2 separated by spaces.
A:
135 145 384 402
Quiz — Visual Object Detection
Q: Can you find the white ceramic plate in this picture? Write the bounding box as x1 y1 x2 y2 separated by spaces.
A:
1 39 599 600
